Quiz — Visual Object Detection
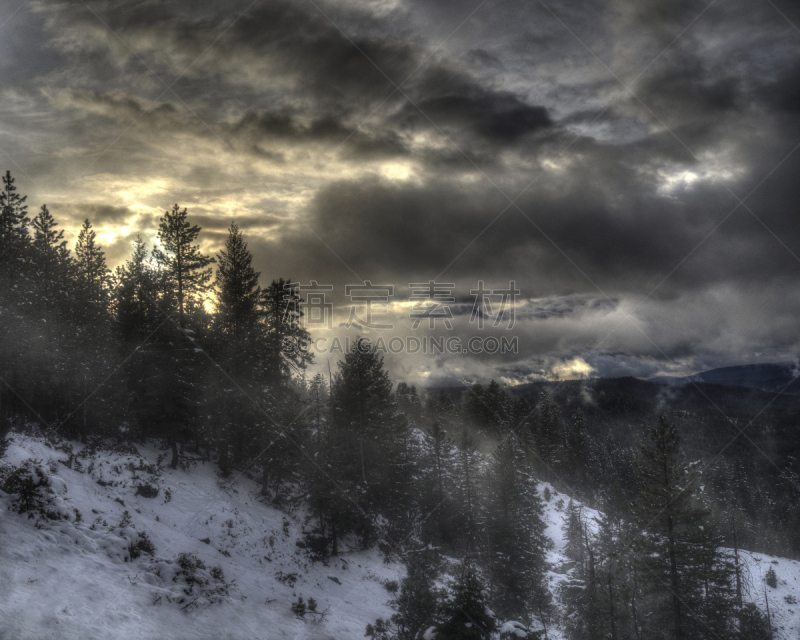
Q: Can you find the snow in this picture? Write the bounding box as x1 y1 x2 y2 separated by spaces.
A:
2 432 798 639
737 551 800 639
499 620 529 637
534 482 800 640
0 433 402 639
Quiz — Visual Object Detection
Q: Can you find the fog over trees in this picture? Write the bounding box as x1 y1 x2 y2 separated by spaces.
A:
1 173 790 638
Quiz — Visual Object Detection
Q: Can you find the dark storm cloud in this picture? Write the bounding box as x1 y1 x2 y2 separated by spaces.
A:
31 0 558 165
396 64 554 145
74 204 135 225
52 89 182 127
635 60 742 124
190 213 285 233
5 0 800 384
758 58 800 115
268 135 790 299
227 1 419 99
230 108 410 160
32 0 419 103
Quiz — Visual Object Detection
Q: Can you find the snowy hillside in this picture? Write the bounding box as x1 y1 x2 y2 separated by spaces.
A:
2 430 797 639
734 551 800 640
0 432 402 640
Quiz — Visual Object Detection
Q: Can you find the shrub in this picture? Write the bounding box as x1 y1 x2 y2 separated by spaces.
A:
210 566 225 582
129 531 156 559
0 418 11 457
738 602 772 639
291 596 307 617
499 621 546 639
384 580 399 594
1 459 72 521
2 461 46 514
291 596 318 618
766 567 777 588
301 527 329 561
171 553 231 610
176 552 207 587
135 483 159 498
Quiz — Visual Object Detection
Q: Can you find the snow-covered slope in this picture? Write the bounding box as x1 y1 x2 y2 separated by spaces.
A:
2 431 798 639
735 551 800 639
0 432 401 640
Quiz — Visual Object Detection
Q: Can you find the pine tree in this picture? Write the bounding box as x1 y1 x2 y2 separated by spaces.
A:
509 396 533 436
534 391 563 478
31 205 66 280
465 381 510 434
155 204 213 327
565 409 594 496
484 438 550 621
593 497 632 640
563 500 585 564
112 236 168 441
75 219 109 309
430 389 460 433
307 373 328 438
396 382 422 427
63 219 116 441
419 420 460 550
208 222 263 461
214 221 260 344
456 426 482 557
0 170 29 267
28 204 73 330
260 278 313 386
366 549 439 640
145 209 214 463
248 278 314 500
329 338 414 544
483 380 510 433
632 417 736 640
560 500 595 640
306 369 350 556
737 603 772 640
436 568 496 640
113 236 163 341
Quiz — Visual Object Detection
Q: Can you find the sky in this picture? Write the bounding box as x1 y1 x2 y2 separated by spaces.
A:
2 0 800 386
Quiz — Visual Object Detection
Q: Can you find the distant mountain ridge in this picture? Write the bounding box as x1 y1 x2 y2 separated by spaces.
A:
648 362 800 394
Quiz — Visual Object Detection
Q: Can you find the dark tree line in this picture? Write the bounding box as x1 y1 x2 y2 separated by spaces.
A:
0 172 551 631
559 418 772 640
0 171 779 638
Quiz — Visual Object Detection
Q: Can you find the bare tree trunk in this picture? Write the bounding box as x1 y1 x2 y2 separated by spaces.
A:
667 514 683 640
261 464 270 497
630 562 642 640
765 586 771 630
331 514 338 557
170 438 179 469
608 570 619 640
732 516 742 609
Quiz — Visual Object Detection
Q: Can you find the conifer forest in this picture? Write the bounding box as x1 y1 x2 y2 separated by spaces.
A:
2 1 800 639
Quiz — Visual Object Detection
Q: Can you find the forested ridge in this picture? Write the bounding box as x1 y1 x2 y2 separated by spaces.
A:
0 169 788 639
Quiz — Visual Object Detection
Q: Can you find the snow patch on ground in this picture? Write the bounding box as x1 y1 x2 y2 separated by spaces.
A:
0 433 401 640
2 433 798 639
738 551 800 639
